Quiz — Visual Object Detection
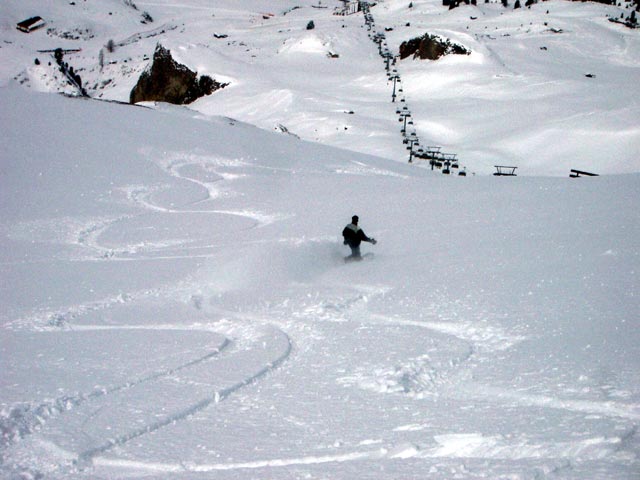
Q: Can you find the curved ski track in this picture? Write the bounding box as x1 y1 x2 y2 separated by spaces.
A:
3 150 296 477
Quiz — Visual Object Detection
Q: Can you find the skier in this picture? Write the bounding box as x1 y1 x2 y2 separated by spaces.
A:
342 215 376 261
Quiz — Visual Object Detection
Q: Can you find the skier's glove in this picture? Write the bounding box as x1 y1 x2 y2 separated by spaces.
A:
371 238 377 245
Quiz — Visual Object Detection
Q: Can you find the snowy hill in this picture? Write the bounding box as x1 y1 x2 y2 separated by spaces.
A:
1 1 640 479
2 80 640 480
1 0 639 175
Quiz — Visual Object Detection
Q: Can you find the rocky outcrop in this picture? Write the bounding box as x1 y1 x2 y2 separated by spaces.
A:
130 44 228 104
399 34 470 61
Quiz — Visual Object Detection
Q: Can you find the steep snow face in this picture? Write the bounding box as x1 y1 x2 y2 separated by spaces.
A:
1 0 638 175
1 84 639 479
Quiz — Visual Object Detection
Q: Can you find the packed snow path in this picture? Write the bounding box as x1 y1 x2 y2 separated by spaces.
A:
2 62 640 479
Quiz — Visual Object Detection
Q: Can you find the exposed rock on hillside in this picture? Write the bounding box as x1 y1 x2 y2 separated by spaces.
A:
130 44 228 104
400 34 470 60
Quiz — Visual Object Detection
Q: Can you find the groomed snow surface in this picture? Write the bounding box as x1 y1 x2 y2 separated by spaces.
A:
1 0 640 479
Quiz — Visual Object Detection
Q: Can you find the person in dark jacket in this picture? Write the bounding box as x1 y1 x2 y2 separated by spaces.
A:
342 215 376 260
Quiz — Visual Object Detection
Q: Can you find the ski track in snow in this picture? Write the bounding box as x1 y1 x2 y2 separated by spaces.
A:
369 313 526 352
8 286 165 331
2 322 294 475
89 430 636 475
3 15 638 470
5 150 291 269
319 286 625 413
7 216 638 478
2 151 299 476
6 150 294 330
94 449 383 473
77 327 293 466
461 383 640 422
0 329 230 452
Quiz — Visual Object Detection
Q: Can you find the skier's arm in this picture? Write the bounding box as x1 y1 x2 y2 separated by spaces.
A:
359 229 377 244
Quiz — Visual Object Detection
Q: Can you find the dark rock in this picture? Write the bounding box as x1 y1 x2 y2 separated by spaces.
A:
130 44 228 104
400 33 470 60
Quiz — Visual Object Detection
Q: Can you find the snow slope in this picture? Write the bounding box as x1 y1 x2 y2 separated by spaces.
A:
1 81 639 479
1 0 639 175
1 0 640 478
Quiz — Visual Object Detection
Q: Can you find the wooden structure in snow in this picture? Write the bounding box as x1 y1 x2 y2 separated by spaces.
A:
570 169 599 178
17 16 45 33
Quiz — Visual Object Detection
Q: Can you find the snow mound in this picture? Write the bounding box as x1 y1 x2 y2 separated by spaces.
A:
279 34 333 55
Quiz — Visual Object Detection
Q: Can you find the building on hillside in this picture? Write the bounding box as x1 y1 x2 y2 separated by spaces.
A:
17 16 46 33
336 1 361 15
